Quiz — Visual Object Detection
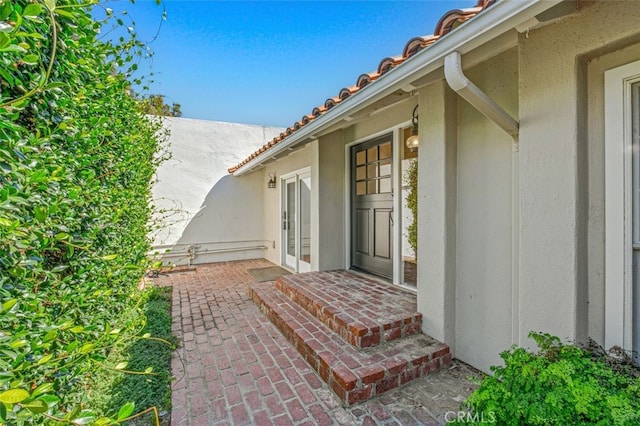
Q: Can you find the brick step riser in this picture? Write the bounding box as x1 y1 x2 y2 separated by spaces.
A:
250 287 452 406
275 277 422 348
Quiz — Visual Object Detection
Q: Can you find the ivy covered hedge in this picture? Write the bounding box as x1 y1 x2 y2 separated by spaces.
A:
0 0 168 423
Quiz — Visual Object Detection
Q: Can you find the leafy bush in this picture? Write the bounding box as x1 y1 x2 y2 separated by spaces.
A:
0 0 169 423
405 158 417 258
459 332 640 425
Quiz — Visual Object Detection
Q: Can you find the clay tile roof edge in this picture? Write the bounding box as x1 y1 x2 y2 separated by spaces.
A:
228 0 497 175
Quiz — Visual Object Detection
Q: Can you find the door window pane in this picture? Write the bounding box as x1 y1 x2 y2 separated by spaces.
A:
379 178 391 193
379 142 391 160
356 166 366 181
367 147 378 162
299 177 311 264
356 151 366 165
367 164 378 179
367 180 377 194
287 181 296 257
379 160 391 177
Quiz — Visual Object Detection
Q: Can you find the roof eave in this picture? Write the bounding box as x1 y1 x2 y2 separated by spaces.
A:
233 0 562 177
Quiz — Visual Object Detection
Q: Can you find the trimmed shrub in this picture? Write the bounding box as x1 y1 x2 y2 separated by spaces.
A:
458 332 640 425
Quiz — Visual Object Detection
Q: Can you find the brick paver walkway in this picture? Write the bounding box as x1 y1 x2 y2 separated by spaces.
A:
155 260 482 425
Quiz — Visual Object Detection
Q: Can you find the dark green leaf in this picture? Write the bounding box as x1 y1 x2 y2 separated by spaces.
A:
34 206 47 222
22 399 48 414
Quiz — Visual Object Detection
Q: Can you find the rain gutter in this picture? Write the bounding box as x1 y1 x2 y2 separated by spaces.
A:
233 0 561 176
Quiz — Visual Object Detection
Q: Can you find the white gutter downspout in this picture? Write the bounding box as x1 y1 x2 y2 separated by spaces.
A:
444 51 521 345
444 51 519 136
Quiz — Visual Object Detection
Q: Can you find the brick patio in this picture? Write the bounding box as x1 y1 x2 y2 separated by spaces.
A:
154 260 482 425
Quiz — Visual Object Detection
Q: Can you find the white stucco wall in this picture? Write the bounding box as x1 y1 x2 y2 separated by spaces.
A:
518 0 640 348
151 117 283 265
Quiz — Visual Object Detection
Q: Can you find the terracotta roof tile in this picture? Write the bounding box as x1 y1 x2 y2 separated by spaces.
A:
228 0 495 174
312 106 327 117
356 72 380 89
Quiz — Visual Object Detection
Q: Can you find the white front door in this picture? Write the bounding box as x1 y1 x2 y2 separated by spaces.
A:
605 60 640 361
282 170 311 273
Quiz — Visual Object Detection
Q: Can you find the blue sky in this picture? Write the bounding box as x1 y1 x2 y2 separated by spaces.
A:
99 1 462 127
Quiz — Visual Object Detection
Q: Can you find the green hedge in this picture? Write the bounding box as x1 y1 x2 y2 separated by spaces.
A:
0 1 168 423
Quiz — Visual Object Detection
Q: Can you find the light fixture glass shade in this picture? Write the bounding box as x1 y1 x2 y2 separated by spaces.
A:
267 172 276 188
406 104 419 152
406 133 419 152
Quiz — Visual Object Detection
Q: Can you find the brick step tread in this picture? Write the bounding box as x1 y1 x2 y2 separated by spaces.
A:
250 281 451 406
276 271 422 348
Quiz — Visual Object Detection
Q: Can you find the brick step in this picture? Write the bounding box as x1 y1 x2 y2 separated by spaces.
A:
276 271 422 348
250 281 451 406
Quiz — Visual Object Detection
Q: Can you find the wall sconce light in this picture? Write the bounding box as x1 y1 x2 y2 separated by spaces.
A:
267 172 276 189
405 105 419 152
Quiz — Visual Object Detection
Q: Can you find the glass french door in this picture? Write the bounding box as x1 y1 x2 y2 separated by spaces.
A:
282 171 311 273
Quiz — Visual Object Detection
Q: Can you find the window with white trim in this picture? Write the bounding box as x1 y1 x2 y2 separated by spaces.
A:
604 60 640 361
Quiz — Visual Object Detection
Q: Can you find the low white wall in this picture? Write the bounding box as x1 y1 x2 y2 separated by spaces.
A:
151 117 283 265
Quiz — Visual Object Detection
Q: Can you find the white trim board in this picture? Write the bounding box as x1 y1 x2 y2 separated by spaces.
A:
604 59 640 351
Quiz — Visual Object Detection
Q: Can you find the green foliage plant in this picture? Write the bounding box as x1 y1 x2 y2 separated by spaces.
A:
89 286 177 424
458 332 640 425
405 158 418 259
0 0 171 423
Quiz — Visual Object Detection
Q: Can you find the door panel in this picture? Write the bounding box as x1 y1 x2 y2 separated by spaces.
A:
356 209 370 255
351 135 393 278
374 208 392 259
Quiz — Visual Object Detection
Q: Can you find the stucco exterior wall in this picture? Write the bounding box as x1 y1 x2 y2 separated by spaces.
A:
151 117 282 265
261 145 313 266
455 48 517 370
314 130 347 271
419 48 517 372
518 0 640 348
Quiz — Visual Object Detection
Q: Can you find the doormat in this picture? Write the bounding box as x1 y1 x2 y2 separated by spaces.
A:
247 266 292 282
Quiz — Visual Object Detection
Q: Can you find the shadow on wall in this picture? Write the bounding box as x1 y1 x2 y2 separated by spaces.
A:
154 171 267 266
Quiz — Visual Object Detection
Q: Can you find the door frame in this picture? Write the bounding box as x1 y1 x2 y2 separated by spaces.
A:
343 124 410 286
604 59 640 352
281 167 311 273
